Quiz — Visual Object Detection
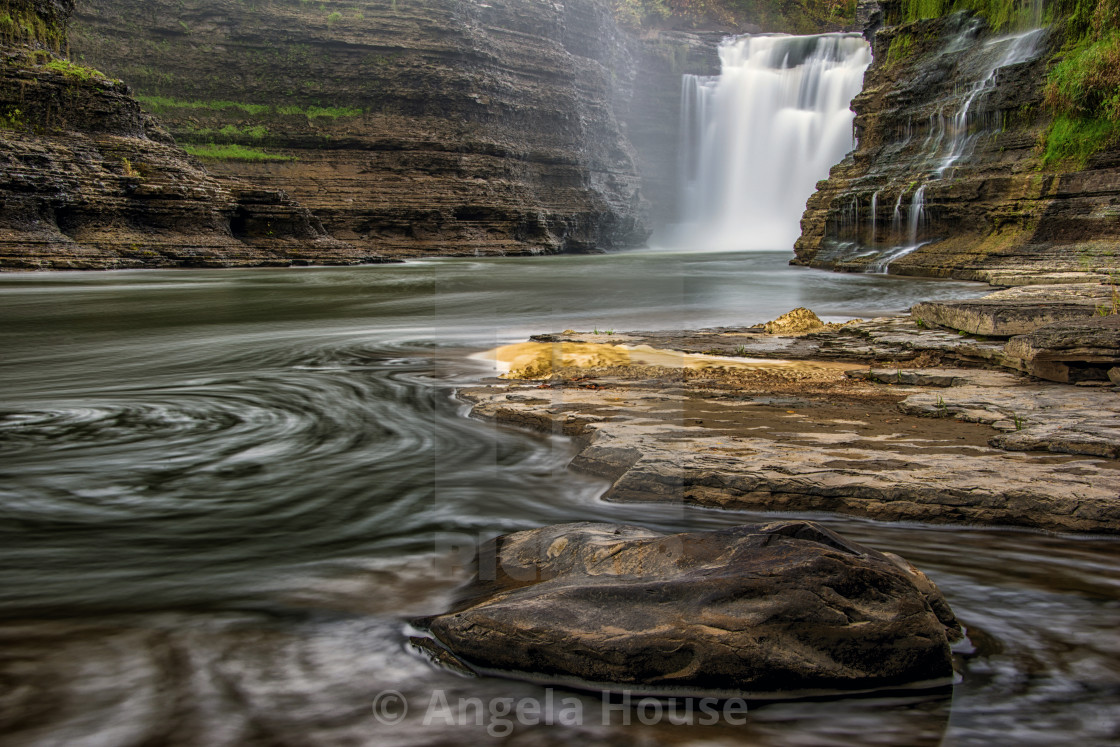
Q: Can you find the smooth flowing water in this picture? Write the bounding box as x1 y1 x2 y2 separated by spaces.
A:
1 253 1117 746
673 34 871 251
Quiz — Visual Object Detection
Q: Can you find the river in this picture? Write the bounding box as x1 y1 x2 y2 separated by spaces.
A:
1 251 1117 745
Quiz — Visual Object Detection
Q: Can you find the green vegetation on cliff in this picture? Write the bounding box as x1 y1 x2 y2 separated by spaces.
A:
182 142 294 161
0 0 64 50
1041 0 1120 166
134 96 363 120
133 94 363 151
610 0 856 33
895 0 1043 29
43 56 112 83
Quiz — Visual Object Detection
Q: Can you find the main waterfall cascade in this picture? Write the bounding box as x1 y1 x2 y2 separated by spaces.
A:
671 34 872 251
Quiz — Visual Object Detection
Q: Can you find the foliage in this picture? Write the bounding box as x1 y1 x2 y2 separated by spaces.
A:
612 0 671 27
304 105 363 118
0 1 65 51
1040 0 1120 167
1049 0 1119 40
898 0 1043 30
0 105 22 129
44 57 112 83
136 95 271 116
1043 115 1119 165
1044 31 1120 121
136 95 362 120
886 32 915 62
182 143 294 161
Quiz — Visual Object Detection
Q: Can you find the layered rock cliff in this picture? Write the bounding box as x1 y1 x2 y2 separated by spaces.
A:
0 0 377 269
793 0 1120 284
70 0 721 257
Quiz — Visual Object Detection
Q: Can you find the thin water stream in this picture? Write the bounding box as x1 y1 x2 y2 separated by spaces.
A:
0 253 1116 745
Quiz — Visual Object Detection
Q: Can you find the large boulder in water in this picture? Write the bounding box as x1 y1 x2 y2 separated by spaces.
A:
416 521 962 697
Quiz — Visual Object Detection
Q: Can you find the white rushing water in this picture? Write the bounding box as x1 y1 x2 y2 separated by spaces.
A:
927 28 1046 179
673 33 871 251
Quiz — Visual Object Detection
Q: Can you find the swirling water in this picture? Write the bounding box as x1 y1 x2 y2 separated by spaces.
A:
0 251 1117 746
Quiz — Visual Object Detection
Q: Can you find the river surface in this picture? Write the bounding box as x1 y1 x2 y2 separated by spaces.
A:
0 251 1117 746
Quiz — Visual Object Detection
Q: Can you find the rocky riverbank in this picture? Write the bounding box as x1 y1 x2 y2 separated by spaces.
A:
0 0 383 269
460 286 1120 534
70 0 725 258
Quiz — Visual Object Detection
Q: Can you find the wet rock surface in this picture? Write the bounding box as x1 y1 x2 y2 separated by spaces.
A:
469 301 1120 533
418 520 961 696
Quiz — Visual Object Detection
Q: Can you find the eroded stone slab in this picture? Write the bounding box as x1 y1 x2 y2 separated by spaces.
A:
417 521 961 697
1003 314 1120 383
910 284 1114 337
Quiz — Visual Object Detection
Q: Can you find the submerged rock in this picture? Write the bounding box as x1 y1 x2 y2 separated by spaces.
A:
417 521 962 697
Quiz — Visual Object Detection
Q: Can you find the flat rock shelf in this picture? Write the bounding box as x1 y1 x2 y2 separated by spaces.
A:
464 308 1120 533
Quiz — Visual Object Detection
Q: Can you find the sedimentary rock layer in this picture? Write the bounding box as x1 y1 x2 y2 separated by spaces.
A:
463 311 1120 533
793 1 1120 282
71 0 720 256
0 1 374 269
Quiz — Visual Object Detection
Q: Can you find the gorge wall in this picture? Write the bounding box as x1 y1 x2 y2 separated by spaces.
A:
794 0 1120 284
0 0 374 269
70 0 723 258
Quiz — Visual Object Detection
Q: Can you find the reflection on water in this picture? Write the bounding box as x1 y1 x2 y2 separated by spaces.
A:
0 252 1116 745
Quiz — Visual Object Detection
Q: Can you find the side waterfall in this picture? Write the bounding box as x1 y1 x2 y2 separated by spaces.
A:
864 27 1045 271
673 34 871 251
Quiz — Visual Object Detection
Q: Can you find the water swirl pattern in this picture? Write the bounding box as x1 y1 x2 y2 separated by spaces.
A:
0 255 1116 745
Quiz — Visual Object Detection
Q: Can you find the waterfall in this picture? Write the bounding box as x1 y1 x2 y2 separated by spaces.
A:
866 27 1044 273
869 190 879 247
932 28 1046 178
908 185 925 245
673 33 871 251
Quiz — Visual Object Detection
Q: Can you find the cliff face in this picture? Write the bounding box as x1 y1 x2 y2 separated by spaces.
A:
618 30 724 228
0 1 374 269
794 2 1120 284
70 0 720 257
